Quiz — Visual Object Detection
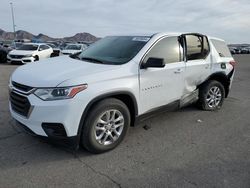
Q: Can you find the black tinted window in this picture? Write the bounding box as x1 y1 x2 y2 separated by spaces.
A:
39 45 49 51
78 36 149 64
18 44 38 51
144 36 180 64
186 35 209 60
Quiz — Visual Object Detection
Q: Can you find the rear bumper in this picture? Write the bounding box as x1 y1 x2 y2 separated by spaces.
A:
228 68 235 89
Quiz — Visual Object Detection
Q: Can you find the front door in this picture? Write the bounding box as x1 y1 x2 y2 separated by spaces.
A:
139 36 185 114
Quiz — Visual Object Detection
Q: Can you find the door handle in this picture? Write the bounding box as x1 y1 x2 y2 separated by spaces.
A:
174 69 183 74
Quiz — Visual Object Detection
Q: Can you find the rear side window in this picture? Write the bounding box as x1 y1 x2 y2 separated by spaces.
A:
144 36 181 64
186 35 209 61
210 39 232 57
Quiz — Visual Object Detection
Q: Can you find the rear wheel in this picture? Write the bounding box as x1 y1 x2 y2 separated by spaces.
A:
81 98 130 154
198 80 225 111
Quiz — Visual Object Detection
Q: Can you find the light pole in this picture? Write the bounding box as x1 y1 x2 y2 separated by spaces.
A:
10 2 16 47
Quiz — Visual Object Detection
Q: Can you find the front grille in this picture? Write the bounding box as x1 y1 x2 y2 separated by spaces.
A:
10 55 24 59
10 91 31 117
12 81 33 93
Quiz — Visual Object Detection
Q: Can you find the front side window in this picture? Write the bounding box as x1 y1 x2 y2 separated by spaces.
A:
143 36 181 64
186 35 209 60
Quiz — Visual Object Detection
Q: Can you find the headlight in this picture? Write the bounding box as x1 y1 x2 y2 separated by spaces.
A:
24 54 33 57
34 84 87 101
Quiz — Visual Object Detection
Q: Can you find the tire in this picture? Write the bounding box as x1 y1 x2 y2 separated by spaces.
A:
50 53 56 57
197 80 225 111
81 98 131 154
34 55 39 61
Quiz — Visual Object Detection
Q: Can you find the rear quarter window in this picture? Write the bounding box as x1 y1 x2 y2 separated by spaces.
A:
210 39 232 57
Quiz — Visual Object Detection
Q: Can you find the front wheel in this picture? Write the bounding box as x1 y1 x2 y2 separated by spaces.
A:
198 80 225 111
34 55 39 61
81 98 131 154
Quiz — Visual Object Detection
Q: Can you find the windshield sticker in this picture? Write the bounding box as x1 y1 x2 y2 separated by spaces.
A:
132 37 150 42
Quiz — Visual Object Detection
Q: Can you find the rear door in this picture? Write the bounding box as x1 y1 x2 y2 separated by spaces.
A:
182 34 211 94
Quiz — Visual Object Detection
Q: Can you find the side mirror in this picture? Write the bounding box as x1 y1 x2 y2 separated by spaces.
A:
141 57 165 69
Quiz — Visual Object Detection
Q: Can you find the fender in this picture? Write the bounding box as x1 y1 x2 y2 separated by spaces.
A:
198 70 233 98
75 91 138 149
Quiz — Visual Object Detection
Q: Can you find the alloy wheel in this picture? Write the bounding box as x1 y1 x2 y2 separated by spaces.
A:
206 86 222 108
94 109 124 146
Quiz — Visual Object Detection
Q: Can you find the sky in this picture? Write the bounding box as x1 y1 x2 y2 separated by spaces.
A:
0 0 250 43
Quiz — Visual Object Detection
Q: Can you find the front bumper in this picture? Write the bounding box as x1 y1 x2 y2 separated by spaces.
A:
9 92 87 139
15 120 78 149
7 56 35 64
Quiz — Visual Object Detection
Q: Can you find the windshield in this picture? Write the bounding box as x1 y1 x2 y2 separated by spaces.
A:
65 44 82 50
77 36 150 65
18 44 38 51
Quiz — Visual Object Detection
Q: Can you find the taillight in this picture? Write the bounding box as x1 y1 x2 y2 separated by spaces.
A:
229 60 236 68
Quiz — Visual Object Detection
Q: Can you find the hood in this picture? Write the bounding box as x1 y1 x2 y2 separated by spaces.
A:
11 56 121 87
9 49 36 56
61 49 81 54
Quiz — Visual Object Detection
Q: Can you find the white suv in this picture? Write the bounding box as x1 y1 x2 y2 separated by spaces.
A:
9 32 235 153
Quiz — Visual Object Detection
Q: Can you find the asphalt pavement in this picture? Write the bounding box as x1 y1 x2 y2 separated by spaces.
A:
0 55 249 188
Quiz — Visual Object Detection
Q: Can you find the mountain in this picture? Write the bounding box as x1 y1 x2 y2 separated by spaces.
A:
0 28 98 42
64 32 98 42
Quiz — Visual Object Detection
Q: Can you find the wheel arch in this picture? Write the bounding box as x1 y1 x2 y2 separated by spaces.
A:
76 91 138 146
199 72 230 98
34 55 39 61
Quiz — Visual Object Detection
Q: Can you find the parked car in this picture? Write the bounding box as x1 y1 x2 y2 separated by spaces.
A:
61 43 87 55
0 46 8 63
0 44 13 63
240 47 250 54
77 41 95 47
46 43 61 57
7 43 53 64
229 47 236 54
59 41 71 50
9 32 235 153
234 47 241 54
